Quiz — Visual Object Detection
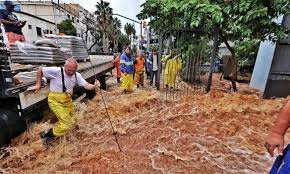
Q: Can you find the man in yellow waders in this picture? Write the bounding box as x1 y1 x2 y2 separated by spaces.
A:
27 58 97 142
134 51 145 88
120 47 134 93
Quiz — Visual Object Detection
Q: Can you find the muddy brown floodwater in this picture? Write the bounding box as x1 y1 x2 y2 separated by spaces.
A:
0 75 289 174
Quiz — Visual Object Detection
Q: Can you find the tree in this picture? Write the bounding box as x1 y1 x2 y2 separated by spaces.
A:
79 11 102 53
95 0 113 53
124 23 135 46
132 26 137 44
108 17 122 52
81 12 96 44
118 33 130 49
236 39 260 73
138 0 290 91
88 29 102 53
57 19 77 36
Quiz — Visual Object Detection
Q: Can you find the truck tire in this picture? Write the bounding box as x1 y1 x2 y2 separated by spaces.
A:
23 109 44 123
0 109 27 146
0 116 9 146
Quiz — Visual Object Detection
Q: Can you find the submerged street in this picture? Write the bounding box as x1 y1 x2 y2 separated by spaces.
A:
0 75 286 173
0 0 289 173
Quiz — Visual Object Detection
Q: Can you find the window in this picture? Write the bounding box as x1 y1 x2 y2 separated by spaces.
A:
89 37 90 42
92 38 94 42
50 30 53 34
43 29 49 34
36 27 42 37
67 14 70 19
77 19 79 23
72 17 75 22
28 25 32 29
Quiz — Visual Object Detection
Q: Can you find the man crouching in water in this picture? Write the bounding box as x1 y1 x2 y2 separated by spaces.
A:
27 58 97 143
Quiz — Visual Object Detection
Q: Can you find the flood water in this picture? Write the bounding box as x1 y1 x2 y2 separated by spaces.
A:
0 76 288 174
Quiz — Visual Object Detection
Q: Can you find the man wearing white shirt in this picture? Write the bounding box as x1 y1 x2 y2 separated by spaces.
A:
150 50 158 87
28 58 96 141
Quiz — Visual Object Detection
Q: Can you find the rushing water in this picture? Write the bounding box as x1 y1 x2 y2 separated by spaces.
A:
0 78 288 174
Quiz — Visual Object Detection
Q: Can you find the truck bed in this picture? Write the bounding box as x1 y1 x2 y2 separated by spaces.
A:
5 55 114 110
12 55 113 86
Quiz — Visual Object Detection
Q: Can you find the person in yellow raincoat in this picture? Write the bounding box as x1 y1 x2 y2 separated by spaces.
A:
163 51 182 89
120 47 134 93
134 51 145 88
27 58 97 142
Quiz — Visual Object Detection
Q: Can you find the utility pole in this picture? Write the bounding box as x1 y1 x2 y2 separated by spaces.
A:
145 26 150 52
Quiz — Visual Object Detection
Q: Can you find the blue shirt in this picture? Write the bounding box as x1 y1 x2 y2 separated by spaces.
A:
0 9 22 34
120 53 134 74
146 53 153 72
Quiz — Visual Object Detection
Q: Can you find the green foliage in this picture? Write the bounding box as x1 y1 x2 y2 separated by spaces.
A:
108 17 122 52
138 0 290 77
180 36 211 82
149 45 158 52
132 45 138 54
95 0 113 33
112 17 122 29
124 23 135 36
235 39 260 72
118 33 130 48
138 0 289 42
95 0 113 53
124 23 136 43
57 19 77 36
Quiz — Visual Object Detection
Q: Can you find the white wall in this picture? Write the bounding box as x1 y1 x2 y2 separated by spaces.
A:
16 13 56 42
14 1 98 51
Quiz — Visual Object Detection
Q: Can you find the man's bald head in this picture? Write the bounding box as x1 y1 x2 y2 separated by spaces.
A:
64 58 78 76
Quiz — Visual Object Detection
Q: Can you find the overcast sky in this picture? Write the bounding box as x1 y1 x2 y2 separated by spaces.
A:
64 0 146 35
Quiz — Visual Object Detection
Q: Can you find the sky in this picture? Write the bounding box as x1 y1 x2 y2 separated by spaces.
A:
64 0 146 35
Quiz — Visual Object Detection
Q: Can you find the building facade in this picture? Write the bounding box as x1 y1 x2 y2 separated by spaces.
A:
0 0 98 52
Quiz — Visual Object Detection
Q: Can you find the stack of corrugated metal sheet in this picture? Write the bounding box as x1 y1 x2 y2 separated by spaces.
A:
10 42 69 64
45 34 89 61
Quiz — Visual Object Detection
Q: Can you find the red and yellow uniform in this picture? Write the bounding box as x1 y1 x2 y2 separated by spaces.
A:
114 54 121 79
134 56 145 87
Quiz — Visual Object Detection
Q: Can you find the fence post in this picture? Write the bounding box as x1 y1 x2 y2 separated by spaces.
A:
156 32 164 90
206 27 219 93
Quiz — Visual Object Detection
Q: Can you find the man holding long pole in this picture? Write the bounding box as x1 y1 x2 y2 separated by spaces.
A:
27 58 97 142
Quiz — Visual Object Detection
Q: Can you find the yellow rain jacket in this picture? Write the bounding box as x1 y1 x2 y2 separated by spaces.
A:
165 56 182 87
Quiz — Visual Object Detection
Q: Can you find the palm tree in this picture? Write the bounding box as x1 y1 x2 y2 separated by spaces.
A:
124 23 132 39
95 0 113 53
124 23 135 47
108 17 122 52
113 17 122 30
132 25 136 45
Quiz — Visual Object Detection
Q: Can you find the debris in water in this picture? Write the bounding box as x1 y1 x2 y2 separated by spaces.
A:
0 74 288 174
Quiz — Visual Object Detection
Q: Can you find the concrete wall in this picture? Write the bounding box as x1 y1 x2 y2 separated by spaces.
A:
21 3 55 22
